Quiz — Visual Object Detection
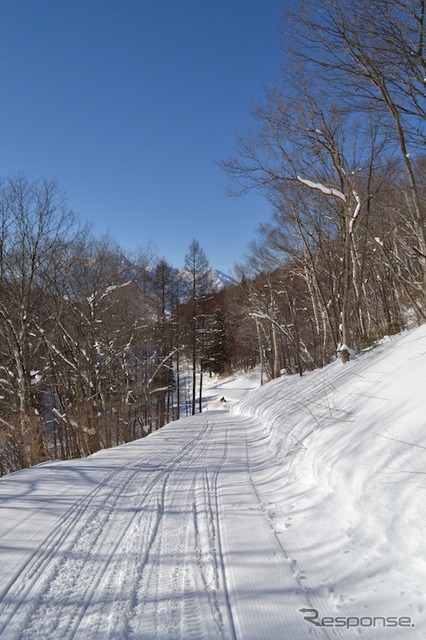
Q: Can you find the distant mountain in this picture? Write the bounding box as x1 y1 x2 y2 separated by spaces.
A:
176 266 236 303
207 267 237 291
101 251 236 299
178 266 236 291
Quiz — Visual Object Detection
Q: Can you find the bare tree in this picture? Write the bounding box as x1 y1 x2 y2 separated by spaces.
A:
223 74 393 359
222 1 425 363
183 239 211 414
0 174 85 468
286 0 426 308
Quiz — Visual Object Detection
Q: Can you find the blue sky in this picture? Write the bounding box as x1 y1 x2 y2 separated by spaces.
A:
0 0 285 274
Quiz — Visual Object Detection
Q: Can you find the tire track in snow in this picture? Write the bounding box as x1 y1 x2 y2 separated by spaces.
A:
67 470 171 640
129 474 193 639
0 422 211 640
73 417 214 639
2 412 319 640
125 418 223 640
205 421 237 640
2 465 161 640
73 425 209 640
0 463 131 637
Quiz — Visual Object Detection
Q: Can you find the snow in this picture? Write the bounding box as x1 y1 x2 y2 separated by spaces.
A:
0 325 425 638
296 175 347 202
207 267 237 291
349 190 361 233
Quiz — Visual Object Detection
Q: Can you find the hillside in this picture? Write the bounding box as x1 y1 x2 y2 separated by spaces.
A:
0 324 425 638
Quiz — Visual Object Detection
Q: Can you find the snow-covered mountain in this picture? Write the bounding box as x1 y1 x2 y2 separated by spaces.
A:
177 265 236 301
96 252 236 295
207 267 237 291
126 258 236 296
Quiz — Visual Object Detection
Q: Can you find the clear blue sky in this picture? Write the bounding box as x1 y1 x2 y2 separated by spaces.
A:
0 0 285 274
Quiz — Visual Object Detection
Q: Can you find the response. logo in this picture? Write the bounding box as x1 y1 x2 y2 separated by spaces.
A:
299 608 415 630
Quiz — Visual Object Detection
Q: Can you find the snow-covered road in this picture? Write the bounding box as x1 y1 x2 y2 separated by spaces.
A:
2 326 425 639
0 409 331 640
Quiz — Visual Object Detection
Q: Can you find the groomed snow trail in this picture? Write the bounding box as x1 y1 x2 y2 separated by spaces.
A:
0 411 335 639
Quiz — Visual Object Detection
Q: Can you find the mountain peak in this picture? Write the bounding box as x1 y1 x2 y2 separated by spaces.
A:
207 267 236 291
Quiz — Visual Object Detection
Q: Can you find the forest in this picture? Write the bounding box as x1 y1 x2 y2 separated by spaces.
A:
0 0 424 474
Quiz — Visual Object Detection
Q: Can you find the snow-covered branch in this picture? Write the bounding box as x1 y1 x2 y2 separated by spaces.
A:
250 312 292 340
349 190 361 234
147 349 177 389
296 176 346 202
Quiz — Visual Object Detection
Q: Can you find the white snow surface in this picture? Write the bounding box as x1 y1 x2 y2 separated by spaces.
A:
0 325 425 639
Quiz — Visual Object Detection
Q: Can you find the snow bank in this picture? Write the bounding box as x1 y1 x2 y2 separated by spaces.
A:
234 324 426 633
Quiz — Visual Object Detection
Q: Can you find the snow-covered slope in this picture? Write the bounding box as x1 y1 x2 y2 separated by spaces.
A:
0 324 424 638
234 323 426 633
